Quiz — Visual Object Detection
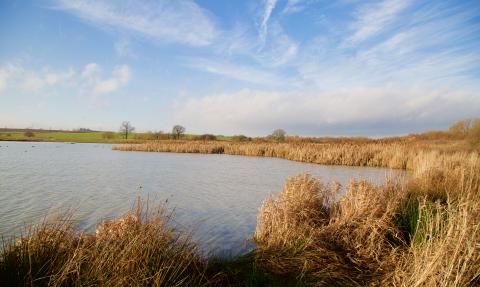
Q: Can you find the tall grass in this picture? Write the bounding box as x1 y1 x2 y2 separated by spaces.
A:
253 150 480 286
0 200 222 286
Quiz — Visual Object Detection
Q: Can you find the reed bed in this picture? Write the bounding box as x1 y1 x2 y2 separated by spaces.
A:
112 139 471 170
2 139 479 286
254 149 480 286
0 201 223 286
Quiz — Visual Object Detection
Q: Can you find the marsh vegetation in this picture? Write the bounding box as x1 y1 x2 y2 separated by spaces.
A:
1 120 479 286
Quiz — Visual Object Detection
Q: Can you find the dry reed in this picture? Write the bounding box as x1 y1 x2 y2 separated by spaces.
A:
0 200 223 286
253 148 480 286
113 139 475 170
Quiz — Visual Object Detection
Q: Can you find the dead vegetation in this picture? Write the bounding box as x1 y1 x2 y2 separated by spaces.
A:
253 150 480 286
0 201 222 286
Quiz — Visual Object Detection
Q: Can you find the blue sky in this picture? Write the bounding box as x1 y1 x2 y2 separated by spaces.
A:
0 0 479 136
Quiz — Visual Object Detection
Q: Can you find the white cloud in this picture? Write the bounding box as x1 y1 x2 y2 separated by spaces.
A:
259 0 278 44
256 22 298 66
22 73 45 91
174 86 480 135
53 0 217 46
91 65 131 96
215 23 258 56
45 69 75 85
282 0 305 14
0 64 24 93
21 68 75 92
294 2 480 91
0 62 130 97
186 58 281 85
347 0 413 44
81 63 100 80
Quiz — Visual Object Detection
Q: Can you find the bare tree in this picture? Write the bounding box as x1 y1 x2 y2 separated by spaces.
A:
172 125 185 140
449 118 479 138
270 129 286 142
120 121 135 140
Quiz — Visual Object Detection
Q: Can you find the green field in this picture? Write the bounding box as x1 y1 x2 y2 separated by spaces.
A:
0 130 235 143
0 131 136 143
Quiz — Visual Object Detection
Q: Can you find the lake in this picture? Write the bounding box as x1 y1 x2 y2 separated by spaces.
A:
0 141 406 256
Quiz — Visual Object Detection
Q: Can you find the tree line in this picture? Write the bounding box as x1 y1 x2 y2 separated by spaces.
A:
118 121 187 140
117 121 288 142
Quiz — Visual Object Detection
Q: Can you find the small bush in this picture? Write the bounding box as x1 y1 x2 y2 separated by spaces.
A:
196 134 217 141
231 135 251 142
24 131 35 137
268 129 286 142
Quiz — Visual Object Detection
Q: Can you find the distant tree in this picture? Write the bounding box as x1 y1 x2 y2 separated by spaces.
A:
449 118 480 141
270 129 286 142
466 119 480 146
24 131 35 137
172 125 185 140
75 128 94 133
120 121 135 140
449 120 471 138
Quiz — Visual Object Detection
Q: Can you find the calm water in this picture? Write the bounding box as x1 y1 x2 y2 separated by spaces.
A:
0 141 405 255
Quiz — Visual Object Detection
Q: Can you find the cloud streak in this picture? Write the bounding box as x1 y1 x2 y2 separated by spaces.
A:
259 0 278 44
53 0 217 46
186 58 281 85
347 0 413 44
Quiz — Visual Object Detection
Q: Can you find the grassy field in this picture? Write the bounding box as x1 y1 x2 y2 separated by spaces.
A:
0 129 233 143
0 131 132 143
1 121 479 286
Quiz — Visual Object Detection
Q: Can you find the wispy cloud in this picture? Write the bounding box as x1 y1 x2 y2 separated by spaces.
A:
175 0 480 135
53 0 217 46
296 1 480 90
186 58 280 85
259 0 278 44
347 0 413 44
256 22 299 67
282 0 306 14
